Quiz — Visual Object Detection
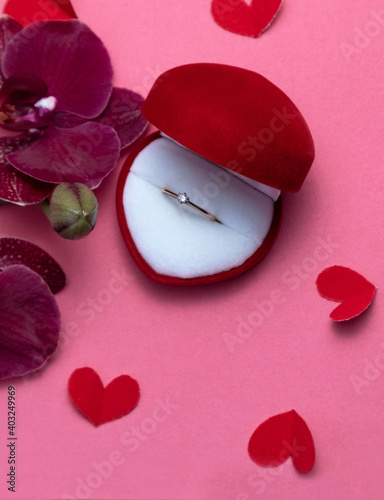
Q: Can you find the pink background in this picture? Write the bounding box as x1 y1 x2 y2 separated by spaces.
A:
1 0 384 498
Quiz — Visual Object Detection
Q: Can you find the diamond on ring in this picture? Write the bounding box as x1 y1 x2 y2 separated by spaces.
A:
162 188 222 224
177 193 189 204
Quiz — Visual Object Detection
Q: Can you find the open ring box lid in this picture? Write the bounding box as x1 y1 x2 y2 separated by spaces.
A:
116 63 315 286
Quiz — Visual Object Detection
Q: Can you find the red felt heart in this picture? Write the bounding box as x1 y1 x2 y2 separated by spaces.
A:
68 368 140 427
248 410 315 473
211 0 282 38
316 266 376 322
3 0 77 26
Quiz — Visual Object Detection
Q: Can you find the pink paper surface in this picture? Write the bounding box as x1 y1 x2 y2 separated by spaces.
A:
0 0 384 499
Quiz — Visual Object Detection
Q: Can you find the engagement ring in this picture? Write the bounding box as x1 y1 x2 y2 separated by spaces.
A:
162 189 222 224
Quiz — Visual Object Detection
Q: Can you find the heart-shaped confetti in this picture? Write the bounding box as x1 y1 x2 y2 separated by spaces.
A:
4 0 77 26
211 0 283 38
248 410 315 473
68 368 140 427
316 266 376 321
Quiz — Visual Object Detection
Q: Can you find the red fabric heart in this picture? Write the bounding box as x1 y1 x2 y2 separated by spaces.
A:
68 368 140 427
316 266 376 321
248 410 315 473
211 0 282 38
4 0 77 26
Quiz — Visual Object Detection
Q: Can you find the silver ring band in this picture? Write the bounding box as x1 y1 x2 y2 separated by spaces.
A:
162 189 222 224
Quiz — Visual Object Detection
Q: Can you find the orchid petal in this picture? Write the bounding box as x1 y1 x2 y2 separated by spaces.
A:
0 74 49 131
2 20 113 118
0 265 60 380
3 0 76 26
54 88 148 149
0 14 22 86
0 237 66 294
6 122 120 188
0 134 53 205
98 88 148 148
1 74 48 108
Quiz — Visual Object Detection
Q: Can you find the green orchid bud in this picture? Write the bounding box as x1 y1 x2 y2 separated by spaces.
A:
49 183 98 240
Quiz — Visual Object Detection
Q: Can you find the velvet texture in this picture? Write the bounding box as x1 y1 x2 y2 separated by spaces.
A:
116 132 282 286
117 63 315 285
142 63 315 193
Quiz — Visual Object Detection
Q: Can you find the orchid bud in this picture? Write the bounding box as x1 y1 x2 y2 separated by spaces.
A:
49 183 98 240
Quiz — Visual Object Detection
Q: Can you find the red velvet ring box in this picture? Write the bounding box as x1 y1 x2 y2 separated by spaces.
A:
116 63 315 285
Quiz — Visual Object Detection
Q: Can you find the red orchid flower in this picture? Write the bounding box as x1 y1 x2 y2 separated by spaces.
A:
0 237 65 380
0 15 147 206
